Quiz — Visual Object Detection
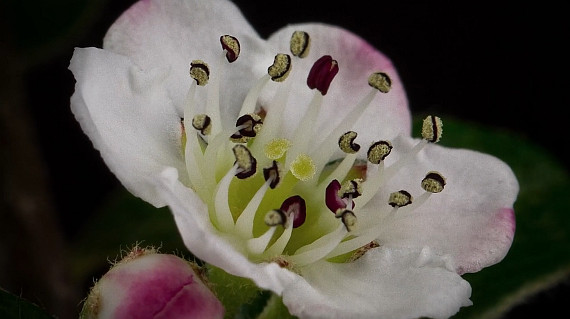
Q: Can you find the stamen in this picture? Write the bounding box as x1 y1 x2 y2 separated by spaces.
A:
232 145 257 179
290 153 316 181
234 178 273 238
367 140 393 164
189 60 210 86
191 114 212 135
263 160 282 189
280 195 306 228
246 226 277 255
288 223 347 266
267 53 292 82
307 55 339 95
421 171 446 193
325 180 354 213
265 210 286 227
264 138 292 160
230 113 263 142
264 220 293 257
290 31 311 58
214 164 239 232
388 190 413 207
422 115 443 143
220 35 240 63
340 209 357 232
339 179 363 199
368 72 392 93
338 131 360 154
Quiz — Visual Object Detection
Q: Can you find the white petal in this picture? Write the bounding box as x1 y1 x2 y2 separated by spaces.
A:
260 23 410 147
283 246 472 319
69 47 185 207
364 136 519 274
103 0 272 125
152 167 300 293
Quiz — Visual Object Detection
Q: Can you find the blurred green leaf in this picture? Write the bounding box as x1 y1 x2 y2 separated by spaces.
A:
69 189 188 290
0 288 55 319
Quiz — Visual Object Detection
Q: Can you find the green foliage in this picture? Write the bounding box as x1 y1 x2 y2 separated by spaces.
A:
0 288 55 319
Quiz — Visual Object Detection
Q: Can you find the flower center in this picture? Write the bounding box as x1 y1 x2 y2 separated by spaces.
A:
180 32 446 269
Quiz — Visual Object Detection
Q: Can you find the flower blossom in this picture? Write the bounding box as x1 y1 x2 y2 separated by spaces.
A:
69 0 519 318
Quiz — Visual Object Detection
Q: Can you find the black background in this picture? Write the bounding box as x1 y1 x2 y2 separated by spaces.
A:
1 0 568 318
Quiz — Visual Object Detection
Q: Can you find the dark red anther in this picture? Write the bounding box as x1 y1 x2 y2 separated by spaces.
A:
281 195 306 228
307 55 339 95
325 179 354 213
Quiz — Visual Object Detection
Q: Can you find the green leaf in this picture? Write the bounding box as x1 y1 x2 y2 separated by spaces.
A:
0 288 55 319
69 189 189 289
414 116 570 318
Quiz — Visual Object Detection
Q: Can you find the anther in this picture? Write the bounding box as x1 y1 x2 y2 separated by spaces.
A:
422 115 443 143
232 145 257 179
388 190 413 207
220 35 240 63
267 53 292 82
230 113 263 142
338 131 360 154
307 55 339 95
290 31 310 58
191 114 212 135
263 160 282 189
265 210 286 227
280 195 306 228
340 209 357 232
368 72 392 93
189 60 210 86
367 140 393 164
421 171 446 193
339 179 363 199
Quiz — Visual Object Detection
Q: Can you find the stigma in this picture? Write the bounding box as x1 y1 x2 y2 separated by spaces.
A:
179 31 447 269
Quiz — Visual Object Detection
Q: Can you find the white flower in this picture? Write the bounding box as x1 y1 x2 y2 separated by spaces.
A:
69 0 519 318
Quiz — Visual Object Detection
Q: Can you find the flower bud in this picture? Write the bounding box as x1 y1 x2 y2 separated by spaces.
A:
81 247 224 319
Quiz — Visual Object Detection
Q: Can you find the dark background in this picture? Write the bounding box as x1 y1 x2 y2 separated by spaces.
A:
1 0 567 318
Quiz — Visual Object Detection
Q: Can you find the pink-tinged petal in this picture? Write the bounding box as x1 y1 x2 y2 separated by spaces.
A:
260 23 410 148
283 247 472 319
103 0 272 122
455 207 516 274
69 48 186 207
87 252 224 319
362 136 519 273
152 167 300 293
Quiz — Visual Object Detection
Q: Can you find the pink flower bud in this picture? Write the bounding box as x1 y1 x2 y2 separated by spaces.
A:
81 248 224 319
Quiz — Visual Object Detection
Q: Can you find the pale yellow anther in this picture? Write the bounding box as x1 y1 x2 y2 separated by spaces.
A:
191 114 212 135
264 138 292 159
233 145 257 179
422 115 443 143
341 210 357 232
421 171 446 193
339 179 363 199
290 153 316 181
189 60 210 86
268 54 292 82
290 31 311 58
388 190 413 207
368 72 392 93
338 131 360 154
265 210 285 227
367 141 392 164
